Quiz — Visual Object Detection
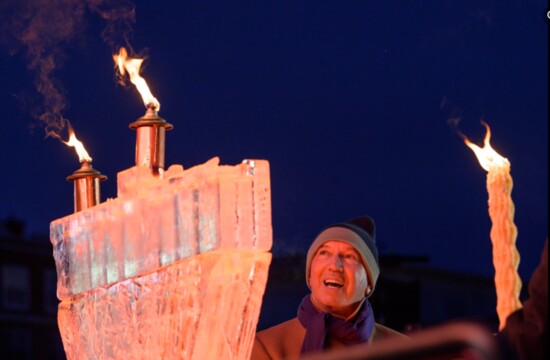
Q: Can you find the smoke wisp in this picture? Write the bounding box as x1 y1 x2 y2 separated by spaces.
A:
0 0 135 140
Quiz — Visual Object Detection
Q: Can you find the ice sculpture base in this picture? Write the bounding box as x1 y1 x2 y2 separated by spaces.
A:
58 249 271 360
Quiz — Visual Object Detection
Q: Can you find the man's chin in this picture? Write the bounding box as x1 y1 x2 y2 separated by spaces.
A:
317 295 347 310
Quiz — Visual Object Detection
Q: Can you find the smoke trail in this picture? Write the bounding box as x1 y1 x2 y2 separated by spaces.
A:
0 0 86 137
87 0 138 89
87 0 135 53
0 0 135 139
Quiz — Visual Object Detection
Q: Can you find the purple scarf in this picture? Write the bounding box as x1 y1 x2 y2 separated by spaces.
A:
297 295 375 354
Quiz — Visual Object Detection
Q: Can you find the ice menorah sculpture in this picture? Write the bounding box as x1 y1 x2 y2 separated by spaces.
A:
50 107 272 359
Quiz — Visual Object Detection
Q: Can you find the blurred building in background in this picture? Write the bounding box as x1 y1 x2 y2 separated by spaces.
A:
0 218 64 360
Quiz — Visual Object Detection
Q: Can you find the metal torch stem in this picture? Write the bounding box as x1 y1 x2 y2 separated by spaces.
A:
73 177 101 212
135 125 167 171
130 106 173 176
67 162 107 213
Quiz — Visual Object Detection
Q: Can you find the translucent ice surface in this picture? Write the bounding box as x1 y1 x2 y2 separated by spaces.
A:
58 250 271 360
50 157 272 359
51 157 272 298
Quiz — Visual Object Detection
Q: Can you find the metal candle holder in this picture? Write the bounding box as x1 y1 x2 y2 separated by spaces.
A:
66 161 107 213
129 105 173 176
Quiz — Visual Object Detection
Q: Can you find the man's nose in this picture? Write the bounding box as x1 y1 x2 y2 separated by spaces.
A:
329 254 344 269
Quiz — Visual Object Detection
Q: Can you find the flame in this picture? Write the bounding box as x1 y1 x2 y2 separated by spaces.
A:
113 47 160 111
463 121 509 171
64 124 92 163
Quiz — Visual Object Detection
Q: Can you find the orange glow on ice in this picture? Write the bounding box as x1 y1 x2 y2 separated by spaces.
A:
114 47 160 111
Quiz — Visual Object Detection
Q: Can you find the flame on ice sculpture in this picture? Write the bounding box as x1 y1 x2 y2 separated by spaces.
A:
50 156 272 359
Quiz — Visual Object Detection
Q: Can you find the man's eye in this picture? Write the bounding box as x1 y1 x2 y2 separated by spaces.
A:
343 254 359 264
318 249 330 256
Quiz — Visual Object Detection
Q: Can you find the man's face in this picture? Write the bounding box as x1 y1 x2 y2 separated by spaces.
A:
309 240 369 318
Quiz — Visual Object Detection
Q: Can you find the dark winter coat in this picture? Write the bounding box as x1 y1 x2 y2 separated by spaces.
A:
251 317 407 360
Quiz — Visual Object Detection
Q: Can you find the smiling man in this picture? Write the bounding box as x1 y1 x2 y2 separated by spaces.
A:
251 215 406 359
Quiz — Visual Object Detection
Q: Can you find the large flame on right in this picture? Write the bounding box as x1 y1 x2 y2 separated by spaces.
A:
460 120 521 331
114 47 160 111
462 121 510 172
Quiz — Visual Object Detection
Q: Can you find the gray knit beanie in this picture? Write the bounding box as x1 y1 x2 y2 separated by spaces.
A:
305 215 380 297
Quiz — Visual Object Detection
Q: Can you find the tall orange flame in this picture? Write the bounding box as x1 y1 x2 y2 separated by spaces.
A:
462 121 509 171
113 47 160 111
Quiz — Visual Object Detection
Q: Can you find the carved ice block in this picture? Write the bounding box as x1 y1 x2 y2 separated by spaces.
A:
50 157 272 359
57 250 271 360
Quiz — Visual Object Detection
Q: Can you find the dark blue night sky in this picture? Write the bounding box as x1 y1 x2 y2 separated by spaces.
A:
1 1 547 282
